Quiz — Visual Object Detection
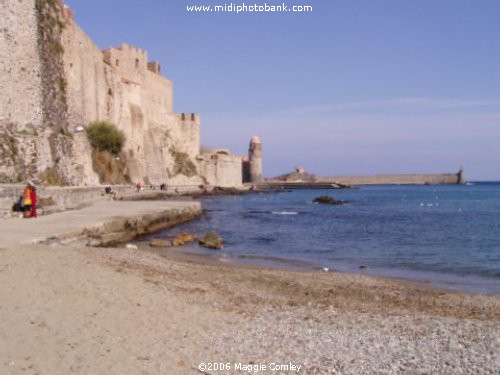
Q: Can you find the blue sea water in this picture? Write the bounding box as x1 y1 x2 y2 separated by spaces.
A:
146 183 500 294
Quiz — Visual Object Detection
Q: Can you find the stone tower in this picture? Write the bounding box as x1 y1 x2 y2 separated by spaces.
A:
457 166 466 184
248 135 263 183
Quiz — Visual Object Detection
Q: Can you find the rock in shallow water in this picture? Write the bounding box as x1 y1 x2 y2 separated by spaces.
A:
172 232 197 247
313 195 347 205
199 231 224 250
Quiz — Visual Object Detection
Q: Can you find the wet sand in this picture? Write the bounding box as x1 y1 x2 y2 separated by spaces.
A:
1 241 498 374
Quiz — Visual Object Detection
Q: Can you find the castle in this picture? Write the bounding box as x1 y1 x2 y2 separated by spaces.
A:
0 0 263 187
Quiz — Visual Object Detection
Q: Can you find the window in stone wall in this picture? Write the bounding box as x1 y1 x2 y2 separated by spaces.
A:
116 59 119 67
135 58 139 68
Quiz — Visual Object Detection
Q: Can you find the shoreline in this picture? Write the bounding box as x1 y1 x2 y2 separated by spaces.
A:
121 243 500 320
137 240 500 296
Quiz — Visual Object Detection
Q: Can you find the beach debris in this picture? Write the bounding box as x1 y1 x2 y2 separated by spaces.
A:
198 231 224 250
313 196 347 205
359 265 367 269
126 244 138 250
172 232 198 247
149 239 172 248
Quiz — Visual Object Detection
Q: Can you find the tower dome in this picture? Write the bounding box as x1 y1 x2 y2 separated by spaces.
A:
250 135 261 144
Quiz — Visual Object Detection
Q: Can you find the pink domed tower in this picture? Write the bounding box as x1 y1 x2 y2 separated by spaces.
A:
248 136 263 183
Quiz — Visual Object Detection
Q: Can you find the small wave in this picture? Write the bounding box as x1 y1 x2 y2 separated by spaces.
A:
420 203 437 207
272 211 299 215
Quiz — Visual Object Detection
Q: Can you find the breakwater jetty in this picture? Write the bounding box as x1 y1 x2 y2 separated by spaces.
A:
267 167 466 187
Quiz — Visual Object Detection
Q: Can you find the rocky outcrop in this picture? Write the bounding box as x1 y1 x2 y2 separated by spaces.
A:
172 232 197 247
198 231 224 250
84 208 201 247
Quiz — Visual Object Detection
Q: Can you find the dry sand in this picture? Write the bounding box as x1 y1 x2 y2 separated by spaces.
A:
0 241 498 374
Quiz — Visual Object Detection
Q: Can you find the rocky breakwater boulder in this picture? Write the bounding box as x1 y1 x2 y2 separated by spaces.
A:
199 231 224 250
172 232 198 247
313 195 347 205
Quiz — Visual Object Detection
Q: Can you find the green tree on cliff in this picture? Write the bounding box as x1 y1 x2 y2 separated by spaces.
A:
86 121 125 155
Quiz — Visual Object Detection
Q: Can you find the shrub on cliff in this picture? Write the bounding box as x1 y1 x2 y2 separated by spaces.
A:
86 121 125 155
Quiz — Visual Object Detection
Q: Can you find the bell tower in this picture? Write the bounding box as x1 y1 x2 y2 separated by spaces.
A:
248 136 263 183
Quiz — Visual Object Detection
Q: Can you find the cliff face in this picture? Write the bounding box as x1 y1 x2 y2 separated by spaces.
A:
0 0 244 187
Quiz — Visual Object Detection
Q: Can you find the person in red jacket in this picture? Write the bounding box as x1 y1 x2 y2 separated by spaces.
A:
23 185 32 218
30 185 37 218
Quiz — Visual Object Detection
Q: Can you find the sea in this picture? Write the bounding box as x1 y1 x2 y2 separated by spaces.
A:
143 182 500 294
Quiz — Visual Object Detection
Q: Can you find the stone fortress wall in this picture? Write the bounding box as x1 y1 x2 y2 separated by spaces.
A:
0 0 246 188
60 6 234 187
0 0 53 183
0 0 43 137
197 150 243 187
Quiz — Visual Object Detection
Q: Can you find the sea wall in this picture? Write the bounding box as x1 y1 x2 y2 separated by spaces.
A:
318 173 463 185
0 184 137 218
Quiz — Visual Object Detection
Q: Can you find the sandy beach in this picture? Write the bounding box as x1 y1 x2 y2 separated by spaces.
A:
1 239 498 374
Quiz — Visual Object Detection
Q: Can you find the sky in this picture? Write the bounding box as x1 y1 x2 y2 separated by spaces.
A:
64 0 500 180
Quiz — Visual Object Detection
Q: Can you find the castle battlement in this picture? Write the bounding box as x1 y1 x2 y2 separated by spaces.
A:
175 113 201 124
103 45 148 74
147 61 162 75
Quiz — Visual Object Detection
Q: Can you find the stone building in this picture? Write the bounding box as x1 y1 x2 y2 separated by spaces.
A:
0 0 258 187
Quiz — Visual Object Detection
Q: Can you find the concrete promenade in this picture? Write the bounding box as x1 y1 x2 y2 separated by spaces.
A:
0 200 202 248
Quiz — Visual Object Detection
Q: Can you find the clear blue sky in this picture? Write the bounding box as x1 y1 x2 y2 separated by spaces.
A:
65 0 500 180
